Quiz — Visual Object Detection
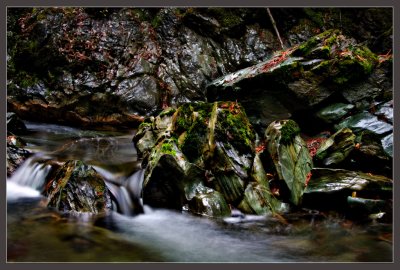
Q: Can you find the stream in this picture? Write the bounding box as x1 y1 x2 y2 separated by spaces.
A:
7 122 393 262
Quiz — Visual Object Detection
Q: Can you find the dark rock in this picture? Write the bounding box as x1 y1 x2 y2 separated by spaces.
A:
6 142 31 177
349 131 392 177
7 112 28 135
46 160 112 214
315 128 356 167
335 112 392 136
347 196 391 221
303 168 392 211
207 30 379 131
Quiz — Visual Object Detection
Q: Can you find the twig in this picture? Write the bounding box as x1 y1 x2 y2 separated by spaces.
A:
267 8 285 50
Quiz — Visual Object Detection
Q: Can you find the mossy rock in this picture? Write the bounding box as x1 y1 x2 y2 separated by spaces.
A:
46 160 112 214
265 120 313 206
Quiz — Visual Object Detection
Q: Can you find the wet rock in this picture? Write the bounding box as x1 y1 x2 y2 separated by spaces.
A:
46 160 112 214
7 112 28 135
315 128 356 167
305 168 392 194
349 131 392 176
265 120 313 205
135 102 283 216
381 133 393 158
303 168 392 211
315 103 355 124
207 29 379 129
335 112 392 136
188 184 231 217
238 154 287 215
116 75 161 115
347 196 391 220
6 142 31 177
374 100 393 124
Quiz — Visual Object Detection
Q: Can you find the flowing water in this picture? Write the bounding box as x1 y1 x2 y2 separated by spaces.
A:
7 122 393 262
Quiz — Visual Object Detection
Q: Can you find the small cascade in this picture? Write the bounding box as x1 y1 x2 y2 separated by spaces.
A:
8 155 52 191
95 166 145 216
7 155 52 201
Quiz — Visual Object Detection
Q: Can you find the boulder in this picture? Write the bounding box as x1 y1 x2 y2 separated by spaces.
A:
46 160 112 214
134 102 284 216
265 120 313 205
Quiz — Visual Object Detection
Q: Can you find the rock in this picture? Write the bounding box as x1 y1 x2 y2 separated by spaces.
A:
6 143 31 177
303 168 392 211
238 154 288 215
315 128 356 167
335 112 392 136
347 196 391 220
7 112 28 135
135 101 288 216
46 160 112 214
315 103 355 124
381 133 393 158
349 131 392 177
374 100 393 124
265 120 313 205
188 184 231 217
207 29 379 130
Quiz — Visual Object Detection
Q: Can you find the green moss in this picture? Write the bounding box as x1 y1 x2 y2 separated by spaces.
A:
280 120 301 145
215 102 255 153
181 119 207 162
159 107 176 117
161 140 177 156
174 102 213 162
138 121 152 130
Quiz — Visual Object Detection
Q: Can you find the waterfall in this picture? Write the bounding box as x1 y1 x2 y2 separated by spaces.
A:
95 166 145 216
7 155 52 201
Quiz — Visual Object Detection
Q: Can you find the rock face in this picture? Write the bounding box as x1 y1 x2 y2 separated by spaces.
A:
7 8 392 128
46 160 112 213
134 102 286 217
206 29 380 131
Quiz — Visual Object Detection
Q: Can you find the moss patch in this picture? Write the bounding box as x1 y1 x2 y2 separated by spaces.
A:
280 120 301 145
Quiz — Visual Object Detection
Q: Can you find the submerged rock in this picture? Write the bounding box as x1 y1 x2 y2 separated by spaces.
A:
265 120 313 205
46 160 112 214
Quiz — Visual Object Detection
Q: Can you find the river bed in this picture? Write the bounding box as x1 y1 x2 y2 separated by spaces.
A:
7 122 393 262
